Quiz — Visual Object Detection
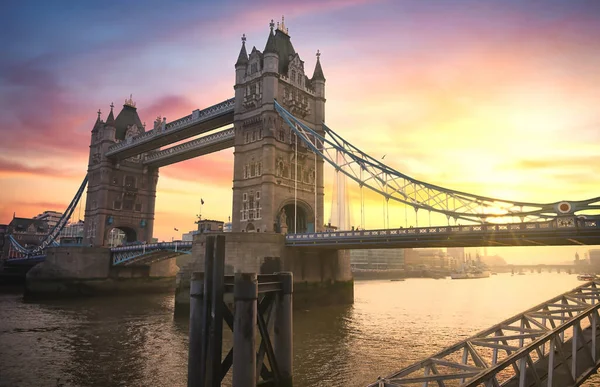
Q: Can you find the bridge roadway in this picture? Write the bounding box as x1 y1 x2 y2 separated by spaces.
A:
108 219 600 266
9 219 600 267
111 241 192 265
369 280 600 387
286 219 600 249
105 98 234 161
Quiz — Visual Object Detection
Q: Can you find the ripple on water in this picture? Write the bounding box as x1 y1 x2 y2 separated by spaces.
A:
2 274 600 386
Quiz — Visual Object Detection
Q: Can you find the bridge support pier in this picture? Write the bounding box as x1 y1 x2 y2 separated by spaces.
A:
24 246 178 298
174 232 353 317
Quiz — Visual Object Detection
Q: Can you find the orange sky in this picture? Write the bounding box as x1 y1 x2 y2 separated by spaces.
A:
1 0 599 264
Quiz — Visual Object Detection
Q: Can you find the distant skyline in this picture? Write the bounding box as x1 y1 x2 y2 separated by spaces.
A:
1 0 599 264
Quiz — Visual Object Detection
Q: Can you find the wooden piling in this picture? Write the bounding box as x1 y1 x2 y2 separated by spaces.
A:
233 273 258 386
188 272 205 387
275 272 293 387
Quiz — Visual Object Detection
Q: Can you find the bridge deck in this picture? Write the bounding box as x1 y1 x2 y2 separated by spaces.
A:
369 281 600 387
143 127 234 168
287 220 600 249
111 241 192 265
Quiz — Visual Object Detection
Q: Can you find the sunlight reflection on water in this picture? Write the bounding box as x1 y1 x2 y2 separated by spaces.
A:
1 273 599 386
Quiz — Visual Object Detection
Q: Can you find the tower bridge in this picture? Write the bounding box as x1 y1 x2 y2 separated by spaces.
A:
2 16 600 387
4 17 600 309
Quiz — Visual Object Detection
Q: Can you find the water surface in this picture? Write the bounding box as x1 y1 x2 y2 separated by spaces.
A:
1 273 598 386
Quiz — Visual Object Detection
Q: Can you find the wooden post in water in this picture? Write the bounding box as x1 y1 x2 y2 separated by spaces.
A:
188 272 205 387
233 273 257 386
200 236 215 386
275 272 294 387
208 235 225 387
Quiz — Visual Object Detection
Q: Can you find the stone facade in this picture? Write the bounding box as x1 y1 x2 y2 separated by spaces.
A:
173 232 354 315
83 99 158 247
231 20 326 234
25 246 178 297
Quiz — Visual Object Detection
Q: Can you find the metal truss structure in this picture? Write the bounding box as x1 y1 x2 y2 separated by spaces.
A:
274 101 600 224
110 241 192 265
368 281 600 387
8 175 88 257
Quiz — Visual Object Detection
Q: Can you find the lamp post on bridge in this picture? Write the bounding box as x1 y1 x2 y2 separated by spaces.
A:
109 228 116 248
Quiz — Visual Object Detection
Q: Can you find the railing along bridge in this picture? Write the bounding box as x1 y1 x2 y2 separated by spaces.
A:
286 218 600 249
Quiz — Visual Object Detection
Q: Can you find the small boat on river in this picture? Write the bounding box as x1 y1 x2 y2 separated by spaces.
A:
577 274 596 281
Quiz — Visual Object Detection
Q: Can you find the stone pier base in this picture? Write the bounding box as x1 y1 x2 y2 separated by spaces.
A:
174 232 353 317
25 246 179 298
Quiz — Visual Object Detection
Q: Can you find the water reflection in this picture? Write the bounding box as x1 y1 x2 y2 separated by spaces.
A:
2 274 600 386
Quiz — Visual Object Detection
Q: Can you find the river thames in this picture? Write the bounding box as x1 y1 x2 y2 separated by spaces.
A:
1 273 599 386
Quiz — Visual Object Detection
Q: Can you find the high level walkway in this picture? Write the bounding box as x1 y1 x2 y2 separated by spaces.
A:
369 281 600 386
105 98 234 160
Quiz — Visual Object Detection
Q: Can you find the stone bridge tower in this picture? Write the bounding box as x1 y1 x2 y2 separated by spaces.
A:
83 97 158 246
231 18 326 233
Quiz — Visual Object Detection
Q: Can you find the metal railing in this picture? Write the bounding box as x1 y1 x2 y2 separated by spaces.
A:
143 127 234 164
285 219 599 243
369 280 600 386
111 241 192 265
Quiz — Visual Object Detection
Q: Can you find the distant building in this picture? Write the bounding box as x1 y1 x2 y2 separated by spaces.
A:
447 247 465 262
0 224 7 260
182 231 196 241
589 249 600 267
59 220 85 245
3 217 49 258
196 219 224 234
34 211 63 229
413 248 452 269
403 249 421 268
350 249 404 269
574 251 589 267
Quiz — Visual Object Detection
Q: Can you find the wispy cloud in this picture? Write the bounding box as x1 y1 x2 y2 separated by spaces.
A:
2 0 600 247
0 158 81 179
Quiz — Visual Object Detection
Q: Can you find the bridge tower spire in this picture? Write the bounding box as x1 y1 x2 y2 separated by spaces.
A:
231 19 325 233
83 100 158 246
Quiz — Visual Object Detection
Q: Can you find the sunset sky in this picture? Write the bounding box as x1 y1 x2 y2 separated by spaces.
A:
1 0 599 264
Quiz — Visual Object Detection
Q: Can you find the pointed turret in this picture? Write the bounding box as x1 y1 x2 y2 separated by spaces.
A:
235 34 249 67
92 109 102 132
106 102 115 127
264 20 277 54
114 96 143 140
312 50 326 82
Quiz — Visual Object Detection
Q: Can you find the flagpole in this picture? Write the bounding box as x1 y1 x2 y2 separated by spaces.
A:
199 198 204 221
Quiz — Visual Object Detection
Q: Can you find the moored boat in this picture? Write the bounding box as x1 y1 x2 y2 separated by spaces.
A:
577 274 596 281
450 271 490 280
